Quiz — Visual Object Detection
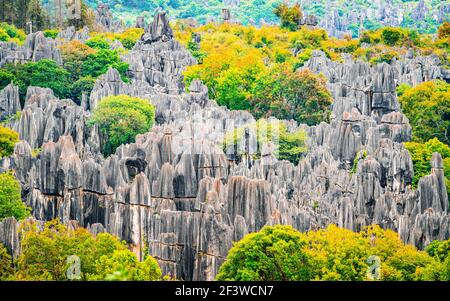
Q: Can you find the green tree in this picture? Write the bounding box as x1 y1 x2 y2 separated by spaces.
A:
88 250 162 281
405 138 450 199
59 40 96 81
426 240 450 263
69 76 96 105
81 49 129 82
4 60 71 99
85 36 111 50
15 219 161 281
223 119 308 165
251 66 332 126
218 224 446 281
216 225 313 281
0 69 16 91
399 80 450 144
0 171 30 221
438 21 450 39
381 27 405 46
274 3 303 32
89 95 155 156
0 125 19 158
43 29 59 39
0 243 13 280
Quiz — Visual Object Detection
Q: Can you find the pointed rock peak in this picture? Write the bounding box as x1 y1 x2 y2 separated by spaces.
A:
142 11 173 43
104 67 123 82
431 152 443 169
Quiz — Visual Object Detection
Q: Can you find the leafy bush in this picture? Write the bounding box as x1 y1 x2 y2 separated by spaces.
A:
438 21 450 39
223 119 308 165
89 95 155 156
3 60 71 99
0 69 15 91
59 40 96 80
85 36 111 50
405 138 450 200
251 66 332 126
0 23 26 44
0 244 13 280
82 49 129 82
217 224 449 281
69 76 96 105
399 80 450 145
0 171 30 222
43 29 59 39
0 126 19 158
119 28 144 49
381 27 406 46
88 250 162 281
216 225 312 281
14 219 161 281
274 3 302 32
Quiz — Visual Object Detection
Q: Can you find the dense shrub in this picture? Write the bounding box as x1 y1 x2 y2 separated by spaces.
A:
251 66 332 126
0 126 19 158
223 119 308 165
274 3 302 32
0 171 30 222
217 225 449 281
399 80 450 145
14 219 161 281
81 49 129 82
405 138 450 201
0 244 13 280
89 95 155 156
3 60 71 99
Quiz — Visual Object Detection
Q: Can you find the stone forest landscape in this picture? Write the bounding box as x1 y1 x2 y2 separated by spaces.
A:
0 0 449 285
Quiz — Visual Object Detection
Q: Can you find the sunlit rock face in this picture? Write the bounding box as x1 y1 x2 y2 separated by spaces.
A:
0 12 448 281
0 31 62 68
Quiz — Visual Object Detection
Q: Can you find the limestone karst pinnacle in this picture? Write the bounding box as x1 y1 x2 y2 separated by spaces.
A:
0 11 449 281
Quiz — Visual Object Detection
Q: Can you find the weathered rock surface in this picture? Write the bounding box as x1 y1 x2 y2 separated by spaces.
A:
94 3 124 33
0 83 21 121
0 13 448 281
0 31 62 67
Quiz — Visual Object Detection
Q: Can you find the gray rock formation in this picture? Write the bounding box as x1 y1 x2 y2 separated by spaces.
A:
57 26 90 42
0 13 448 281
94 3 124 33
0 83 21 121
0 31 62 67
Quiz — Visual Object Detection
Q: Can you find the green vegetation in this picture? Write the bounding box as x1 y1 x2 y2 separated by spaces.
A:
81 49 129 81
0 22 26 44
88 250 162 281
8 219 161 281
216 225 311 281
0 244 13 280
89 95 156 156
180 24 333 125
43 29 59 39
351 150 368 174
274 3 303 32
2 59 71 100
224 119 308 165
0 125 19 158
217 225 450 281
398 80 449 145
405 138 450 200
0 39 131 104
0 171 30 222
84 0 447 35
251 66 332 125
